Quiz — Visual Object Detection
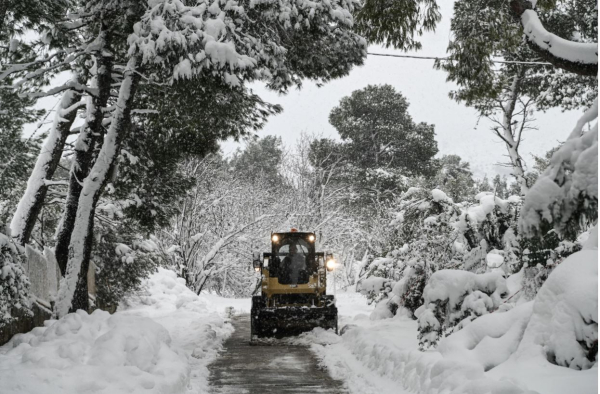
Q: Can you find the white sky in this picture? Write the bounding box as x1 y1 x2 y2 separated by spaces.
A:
221 2 582 180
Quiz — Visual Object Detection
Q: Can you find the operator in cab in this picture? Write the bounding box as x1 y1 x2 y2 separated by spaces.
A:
282 243 306 284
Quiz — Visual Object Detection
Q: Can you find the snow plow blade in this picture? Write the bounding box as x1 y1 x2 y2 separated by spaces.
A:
251 298 338 340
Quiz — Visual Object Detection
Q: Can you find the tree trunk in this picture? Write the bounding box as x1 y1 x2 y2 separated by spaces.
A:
497 69 529 195
55 29 113 276
56 56 141 316
10 75 83 245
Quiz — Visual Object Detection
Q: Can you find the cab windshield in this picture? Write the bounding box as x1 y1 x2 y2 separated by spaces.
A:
272 238 314 285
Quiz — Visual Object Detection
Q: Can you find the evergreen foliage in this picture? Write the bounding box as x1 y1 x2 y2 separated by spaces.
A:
231 136 285 186
0 229 32 327
354 0 441 50
429 155 476 203
329 84 438 177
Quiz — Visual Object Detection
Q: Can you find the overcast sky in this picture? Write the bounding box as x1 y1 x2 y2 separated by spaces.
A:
221 2 582 180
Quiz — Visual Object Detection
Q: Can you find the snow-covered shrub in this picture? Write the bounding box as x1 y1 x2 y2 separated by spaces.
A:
394 188 463 275
417 302 446 349
417 270 508 350
520 100 597 241
456 192 522 273
516 249 597 370
360 261 427 320
358 274 394 305
520 229 585 300
390 265 426 315
364 188 462 317
0 229 32 327
367 188 522 321
435 247 598 381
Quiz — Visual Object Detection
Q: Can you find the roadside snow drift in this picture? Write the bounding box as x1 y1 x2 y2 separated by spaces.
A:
0 310 187 394
305 250 598 394
0 268 234 394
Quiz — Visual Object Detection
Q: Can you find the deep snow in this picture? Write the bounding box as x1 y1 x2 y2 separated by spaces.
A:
1 266 596 394
301 256 598 394
0 268 237 394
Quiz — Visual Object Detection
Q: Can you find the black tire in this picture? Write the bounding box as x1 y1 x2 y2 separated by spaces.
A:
250 296 265 340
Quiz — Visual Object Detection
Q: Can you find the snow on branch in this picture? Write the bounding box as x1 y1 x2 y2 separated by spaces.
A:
24 81 98 100
520 99 598 238
510 0 598 76
417 270 509 349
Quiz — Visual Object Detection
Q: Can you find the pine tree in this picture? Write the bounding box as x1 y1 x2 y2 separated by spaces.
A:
329 84 438 177
231 136 285 186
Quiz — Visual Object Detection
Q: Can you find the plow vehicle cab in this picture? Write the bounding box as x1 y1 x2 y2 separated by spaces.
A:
251 230 338 340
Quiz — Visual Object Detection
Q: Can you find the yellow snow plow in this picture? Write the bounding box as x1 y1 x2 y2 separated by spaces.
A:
251 230 338 340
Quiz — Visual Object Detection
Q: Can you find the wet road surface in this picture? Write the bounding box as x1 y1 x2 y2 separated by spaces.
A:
208 314 346 393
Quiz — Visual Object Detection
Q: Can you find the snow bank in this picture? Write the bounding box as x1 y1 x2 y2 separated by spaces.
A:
119 268 234 393
307 310 537 394
0 310 187 394
0 267 234 394
437 302 534 372
486 249 598 394
309 256 597 394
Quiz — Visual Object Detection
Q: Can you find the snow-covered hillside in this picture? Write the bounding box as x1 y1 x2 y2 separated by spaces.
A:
0 268 237 394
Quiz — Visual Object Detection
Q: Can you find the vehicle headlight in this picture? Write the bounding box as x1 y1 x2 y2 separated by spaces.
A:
255 267 261 272
326 259 336 271
272 234 279 242
308 234 315 242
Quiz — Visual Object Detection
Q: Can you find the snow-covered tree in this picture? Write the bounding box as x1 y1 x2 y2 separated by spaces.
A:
428 154 476 203
0 102 43 224
354 0 440 51
256 134 369 291
158 155 282 295
510 0 597 248
231 136 285 187
435 0 597 194
3 0 367 316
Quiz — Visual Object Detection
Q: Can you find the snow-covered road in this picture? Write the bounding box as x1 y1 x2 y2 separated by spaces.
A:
1 269 596 394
